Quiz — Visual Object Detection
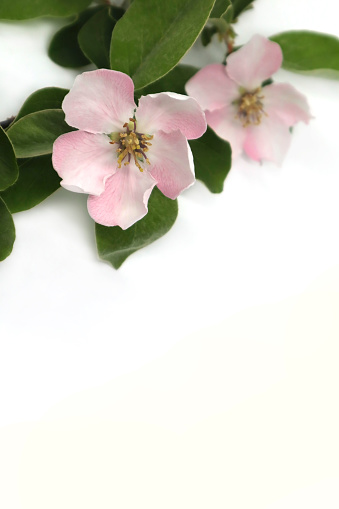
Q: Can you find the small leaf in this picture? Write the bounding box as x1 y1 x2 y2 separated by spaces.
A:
110 0 215 90
78 7 116 69
0 197 15 262
0 156 60 213
222 4 234 23
0 126 19 191
270 31 339 75
210 0 231 18
189 127 232 193
201 25 218 47
135 64 199 99
48 7 102 68
7 110 73 159
95 188 178 269
15 87 69 123
0 0 91 20
231 0 254 19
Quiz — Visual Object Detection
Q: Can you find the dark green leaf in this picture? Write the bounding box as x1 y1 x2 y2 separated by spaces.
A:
7 109 74 158
0 0 91 20
231 0 254 19
15 88 69 123
110 7 125 21
201 25 218 46
0 197 15 262
189 127 232 193
78 7 116 69
110 0 215 90
48 7 102 68
95 187 178 269
210 0 231 17
0 126 19 191
209 17 228 33
0 117 15 130
270 31 339 75
135 64 199 100
222 4 234 23
0 156 60 213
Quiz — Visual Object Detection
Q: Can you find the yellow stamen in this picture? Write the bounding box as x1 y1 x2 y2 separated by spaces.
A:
235 88 267 127
111 120 154 172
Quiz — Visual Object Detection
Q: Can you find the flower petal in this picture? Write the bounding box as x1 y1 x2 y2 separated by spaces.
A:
87 163 156 229
243 113 291 165
52 130 117 196
226 35 282 90
147 130 195 199
136 92 206 140
205 105 247 159
62 69 136 134
263 83 312 126
185 63 239 112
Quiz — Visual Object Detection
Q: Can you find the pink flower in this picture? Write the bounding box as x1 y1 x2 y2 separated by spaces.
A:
185 34 311 165
52 69 206 229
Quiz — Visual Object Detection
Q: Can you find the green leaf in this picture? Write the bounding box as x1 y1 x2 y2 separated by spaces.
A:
110 0 215 90
15 88 69 123
135 64 199 99
210 0 231 17
0 0 91 20
78 7 116 69
231 0 254 19
95 188 178 269
0 126 19 191
222 4 234 23
201 25 218 47
189 127 232 193
0 156 60 213
270 31 339 76
0 197 15 262
7 109 73 158
48 7 102 68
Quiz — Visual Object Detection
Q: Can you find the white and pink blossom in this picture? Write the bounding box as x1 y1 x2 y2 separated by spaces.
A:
52 69 206 229
185 35 311 165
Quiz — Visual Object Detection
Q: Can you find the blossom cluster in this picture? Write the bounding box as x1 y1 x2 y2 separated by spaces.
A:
52 35 310 230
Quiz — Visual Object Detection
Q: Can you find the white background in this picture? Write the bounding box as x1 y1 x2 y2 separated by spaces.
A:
1 0 339 507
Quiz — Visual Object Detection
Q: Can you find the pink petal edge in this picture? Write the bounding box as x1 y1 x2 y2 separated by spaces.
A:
243 112 292 165
87 163 156 229
52 130 117 196
263 82 312 126
136 92 207 140
62 69 136 134
226 35 283 90
185 64 239 112
205 105 247 159
148 130 195 199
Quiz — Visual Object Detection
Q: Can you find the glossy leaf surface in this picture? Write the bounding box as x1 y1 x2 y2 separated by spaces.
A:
15 88 69 123
7 110 73 158
189 127 232 193
271 31 339 75
0 0 91 20
0 156 60 213
210 0 231 17
110 0 215 89
135 64 199 99
0 197 15 262
0 127 19 191
96 188 178 269
48 8 102 68
78 7 116 69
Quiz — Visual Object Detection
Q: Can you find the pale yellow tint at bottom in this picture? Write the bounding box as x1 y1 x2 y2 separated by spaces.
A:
1 266 339 509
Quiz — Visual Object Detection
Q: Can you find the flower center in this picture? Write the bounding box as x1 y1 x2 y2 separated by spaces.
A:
109 118 153 172
235 88 266 127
